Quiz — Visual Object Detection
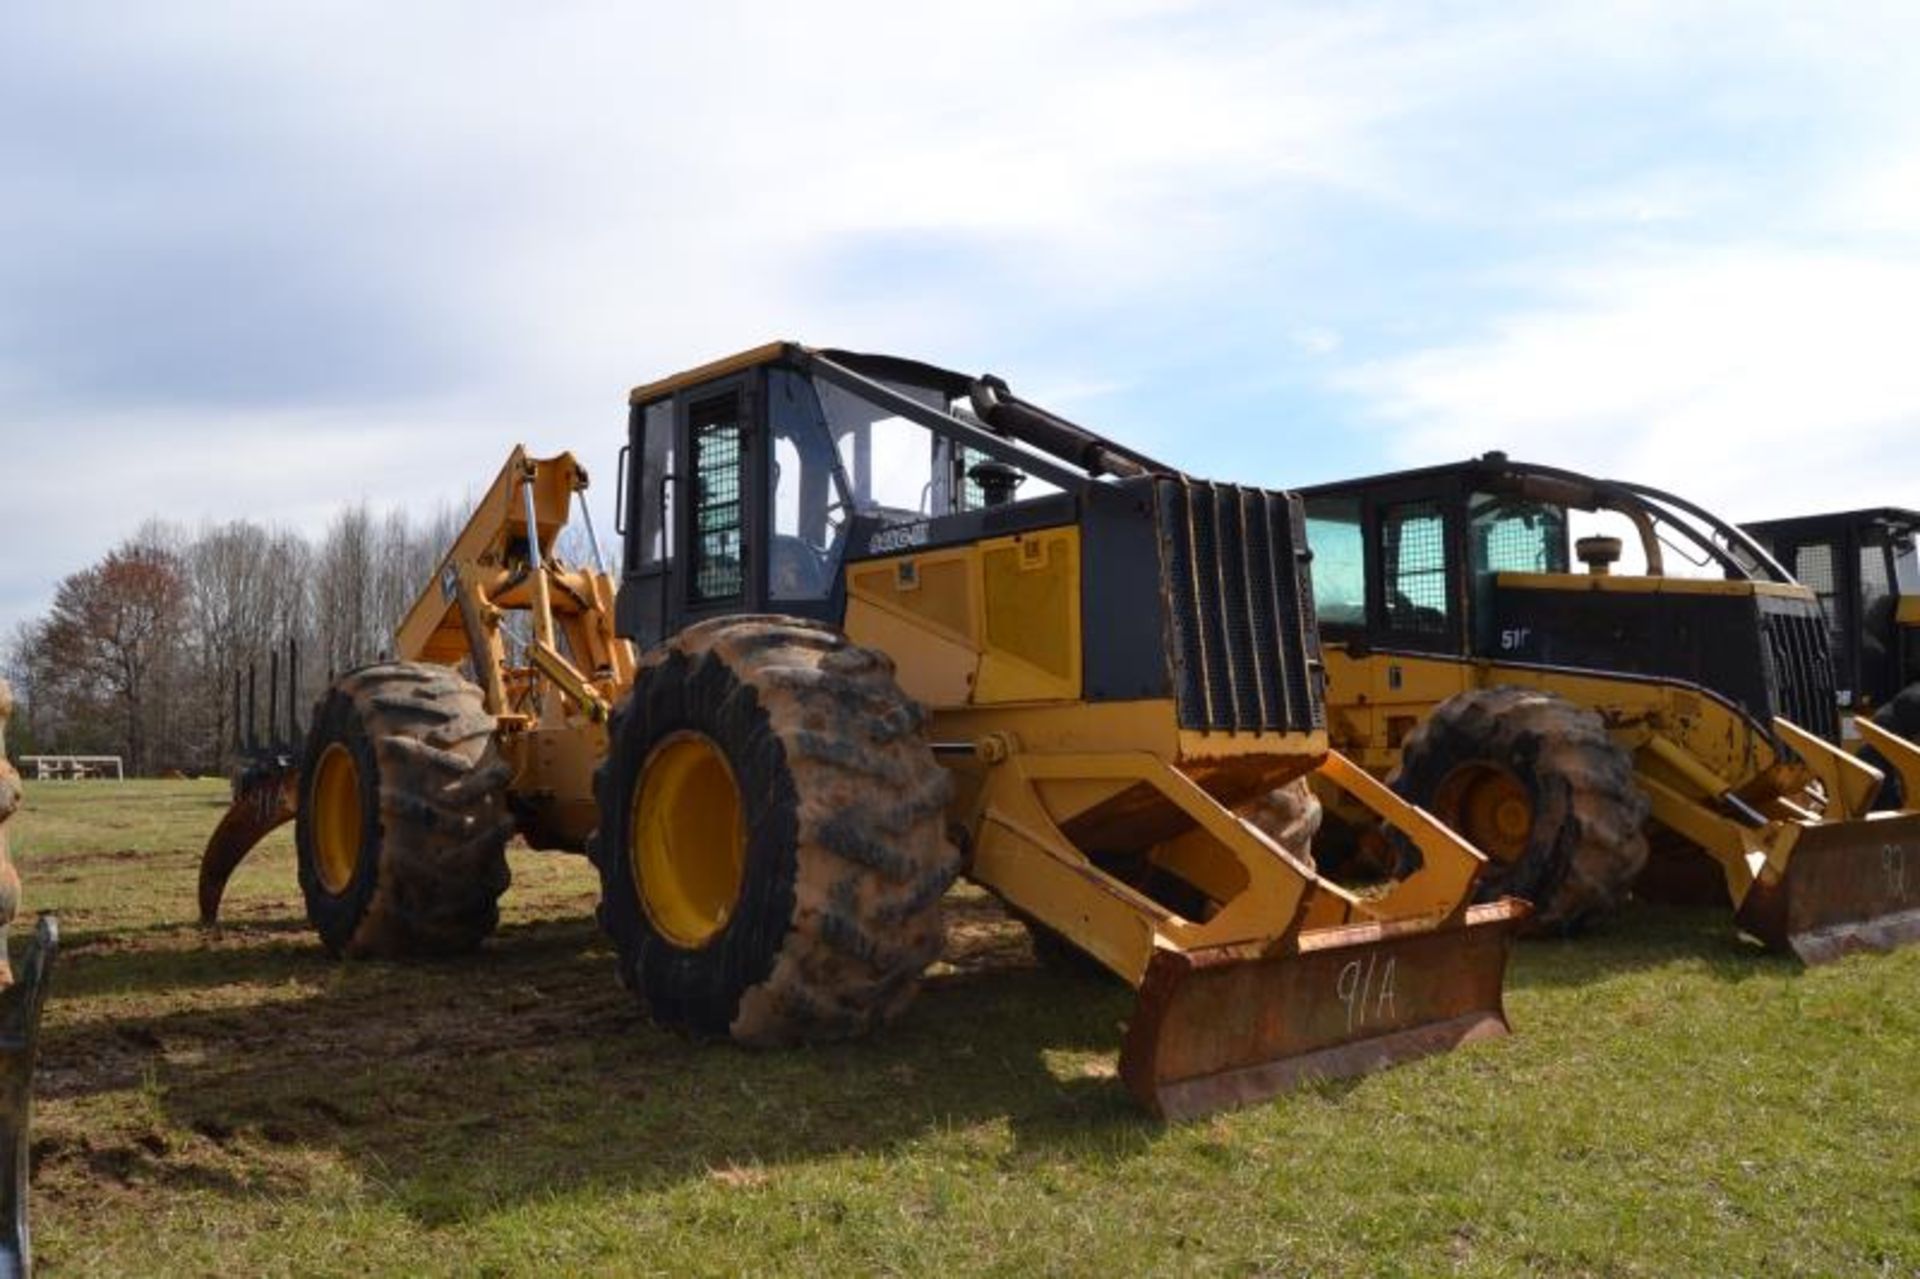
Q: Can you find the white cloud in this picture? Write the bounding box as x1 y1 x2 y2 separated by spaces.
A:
0 1 1467 636
1291 327 1342 357
9 1 1920 637
1823 151 1920 238
1531 167 1737 228
1341 244 1920 519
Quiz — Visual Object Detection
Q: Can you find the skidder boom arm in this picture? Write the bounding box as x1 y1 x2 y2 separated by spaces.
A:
198 447 629 920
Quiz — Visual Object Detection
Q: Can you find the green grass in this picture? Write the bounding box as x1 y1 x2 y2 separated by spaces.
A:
8 779 1919 1276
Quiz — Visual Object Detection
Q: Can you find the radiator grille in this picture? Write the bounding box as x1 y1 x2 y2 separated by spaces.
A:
1758 600 1841 742
1155 479 1325 734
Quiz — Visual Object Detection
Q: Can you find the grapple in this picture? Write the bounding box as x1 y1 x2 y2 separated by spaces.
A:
197 758 299 925
199 641 305 926
1120 901 1522 1119
1734 811 1920 965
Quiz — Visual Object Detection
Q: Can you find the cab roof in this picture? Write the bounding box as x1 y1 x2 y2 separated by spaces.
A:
628 341 801 405
1744 508 1920 537
627 342 978 407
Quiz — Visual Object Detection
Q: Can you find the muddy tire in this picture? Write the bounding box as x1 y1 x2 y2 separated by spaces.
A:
295 663 512 957
1865 683 1920 811
1241 777 1324 859
590 616 961 1044
1393 686 1649 933
1246 775 1417 884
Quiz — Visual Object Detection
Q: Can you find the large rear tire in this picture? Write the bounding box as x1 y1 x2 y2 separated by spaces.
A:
295 663 512 957
1865 683 1920 811
1393 686 1649 933
590 616 961 1044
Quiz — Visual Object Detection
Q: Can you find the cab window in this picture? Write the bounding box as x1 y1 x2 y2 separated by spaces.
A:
1860 540 1894 621
767 368 852 602
636 400 673 568
1859 538 1896 697
1793 541 1844 656
1468 493 1569 575
1381 499 1451 635
1895 532 1919 593
1304 496 1365 628
814 377 943 524
687 391 745 603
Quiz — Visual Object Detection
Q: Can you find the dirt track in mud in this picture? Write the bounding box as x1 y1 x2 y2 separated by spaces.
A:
28 836 1047 1227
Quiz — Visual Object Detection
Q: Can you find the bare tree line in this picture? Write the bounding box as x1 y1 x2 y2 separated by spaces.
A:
3 500 466 776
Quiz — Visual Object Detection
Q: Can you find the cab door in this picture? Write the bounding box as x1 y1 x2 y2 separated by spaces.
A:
618 373 764 650
619 396 676 650
1305 481 1472 766
672 375 761 634
1362 482 1472 756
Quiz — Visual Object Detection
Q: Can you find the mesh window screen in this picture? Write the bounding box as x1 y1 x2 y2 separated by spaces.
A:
690 394 744 602
1794 542 1836 597
1860 543 1892 606
1383 500 1450 634
1472 500 1568 574
1794 542 1842 654
960 446 989 512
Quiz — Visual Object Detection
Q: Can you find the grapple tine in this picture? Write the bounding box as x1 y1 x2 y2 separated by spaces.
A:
0 916 58 1279
1734 812 1920 965
198 762 299 925
1118 900 1525 1121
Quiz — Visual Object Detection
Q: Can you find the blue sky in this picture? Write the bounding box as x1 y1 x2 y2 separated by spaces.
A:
4 2 1919 639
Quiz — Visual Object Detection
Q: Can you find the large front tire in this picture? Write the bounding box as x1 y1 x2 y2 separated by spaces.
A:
295 663 512 957
1393 686 1649 933
590 617 961 1044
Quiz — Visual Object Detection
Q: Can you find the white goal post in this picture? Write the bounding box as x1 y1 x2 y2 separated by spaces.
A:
20 755 125 781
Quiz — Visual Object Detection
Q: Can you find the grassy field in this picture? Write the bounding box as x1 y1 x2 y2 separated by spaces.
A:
6 779 1917 1276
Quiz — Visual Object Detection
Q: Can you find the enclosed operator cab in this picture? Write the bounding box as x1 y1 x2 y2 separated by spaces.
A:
1742 508 1920 717
1300 452 1843 761
615 343 1321 746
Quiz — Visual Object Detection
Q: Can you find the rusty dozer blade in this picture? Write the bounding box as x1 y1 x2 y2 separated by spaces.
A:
0 915 58 1279
1118 900 1524 1121
198 760 299 925
1733 811 1920 966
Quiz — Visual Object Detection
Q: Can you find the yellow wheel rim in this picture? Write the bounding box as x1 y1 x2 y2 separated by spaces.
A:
310 743 364 895
630 732 747 948
1432 762 1533 865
